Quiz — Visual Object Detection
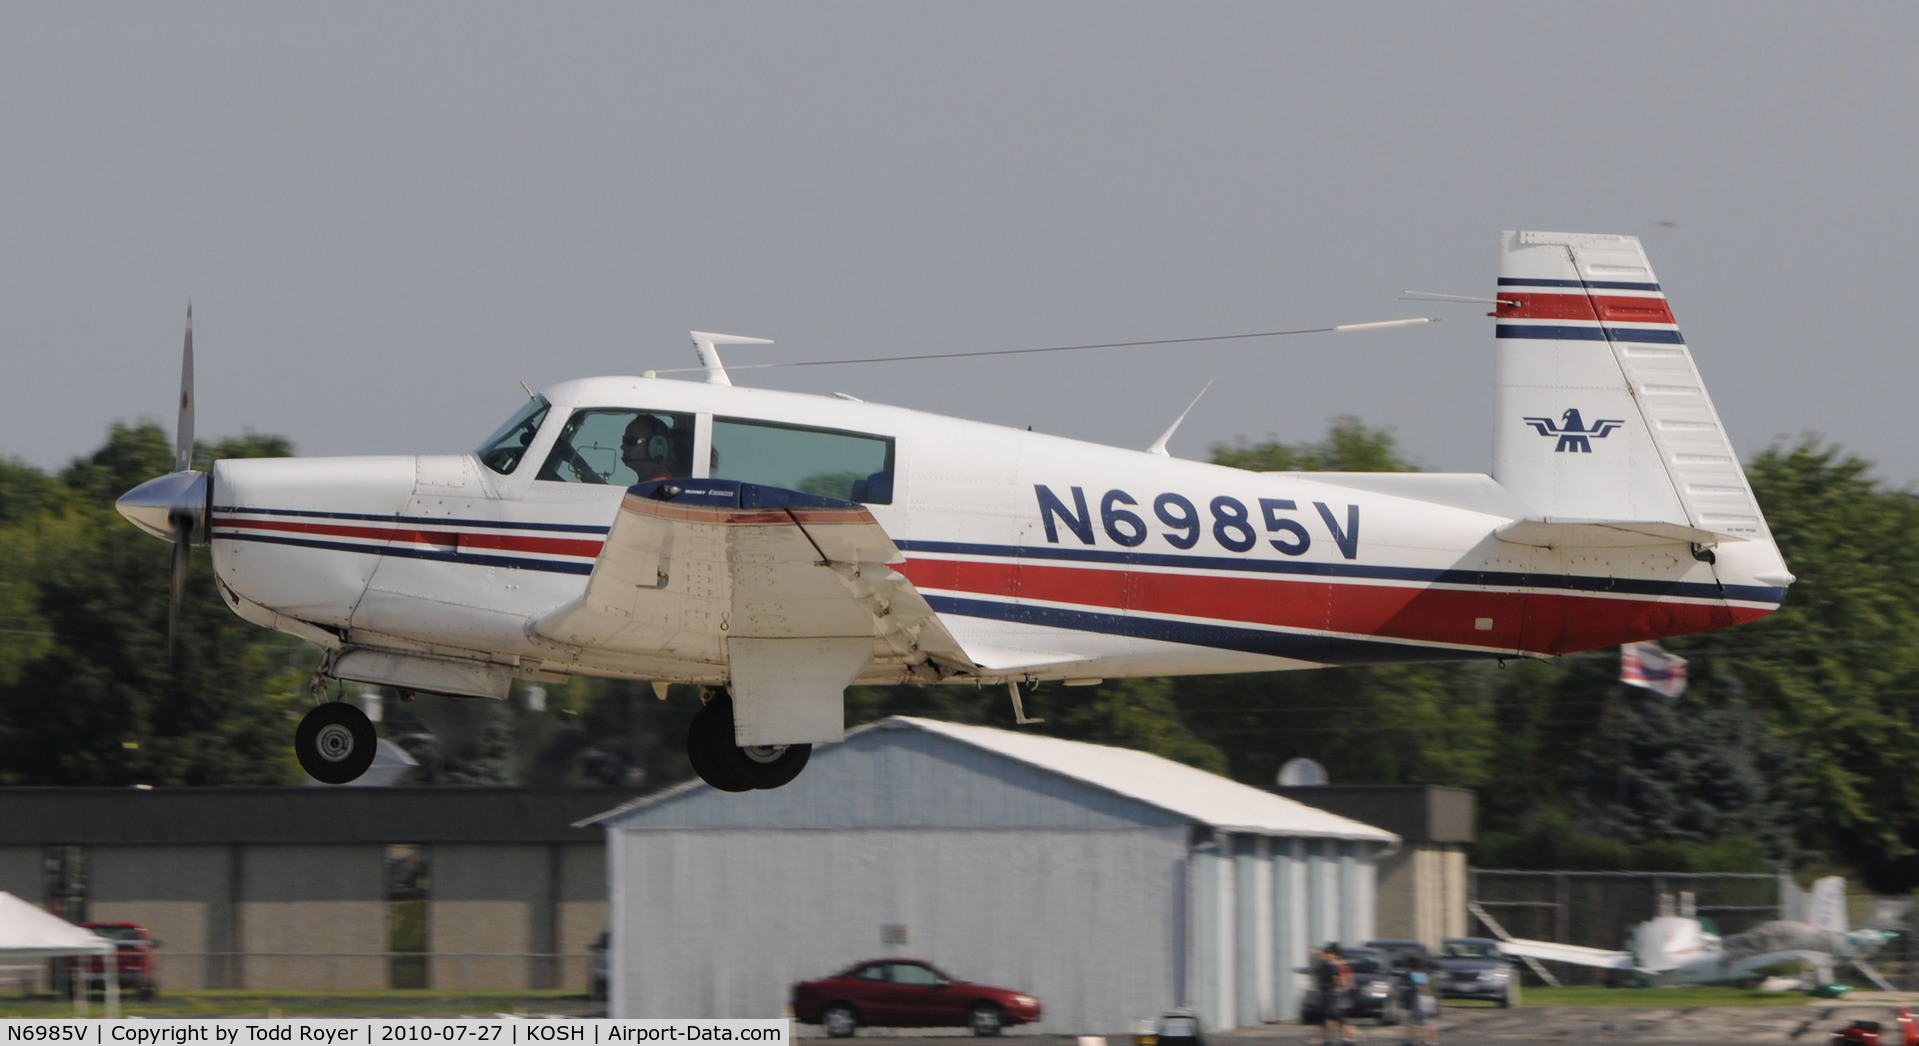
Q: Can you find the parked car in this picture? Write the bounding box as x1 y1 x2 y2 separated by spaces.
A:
1432 936 1512 1007
69 922 159 999
791 958 1042 1037
1299 946 1402 1026
1364 938 1432 972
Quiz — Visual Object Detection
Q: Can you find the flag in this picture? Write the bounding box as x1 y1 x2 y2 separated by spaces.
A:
1621 641 1687 697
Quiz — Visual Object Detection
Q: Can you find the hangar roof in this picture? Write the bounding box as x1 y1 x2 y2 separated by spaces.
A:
589 716 1396 843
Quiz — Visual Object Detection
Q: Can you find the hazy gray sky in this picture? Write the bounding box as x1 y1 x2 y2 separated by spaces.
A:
6 4 1917 485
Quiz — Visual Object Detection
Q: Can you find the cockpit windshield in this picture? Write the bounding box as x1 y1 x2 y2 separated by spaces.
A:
477 397 551 475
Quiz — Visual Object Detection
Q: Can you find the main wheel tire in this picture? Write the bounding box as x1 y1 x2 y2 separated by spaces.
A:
687 699 751 792
688 694 814 790
733 740 811 790
968 1002 1003 1037
295 702 378 784
822 1003 858 1038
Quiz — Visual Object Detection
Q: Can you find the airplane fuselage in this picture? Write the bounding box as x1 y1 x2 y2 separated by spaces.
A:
206 375 1784 692
116 231 1793 787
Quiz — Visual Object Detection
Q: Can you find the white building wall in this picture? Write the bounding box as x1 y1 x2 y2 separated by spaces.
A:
1245 839 1273 1025
1275 839 1306 1022
614 827 1188 1035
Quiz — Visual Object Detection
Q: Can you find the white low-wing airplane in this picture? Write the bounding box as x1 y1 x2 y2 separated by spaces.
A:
1497 878 1883 989
117 231 1794 789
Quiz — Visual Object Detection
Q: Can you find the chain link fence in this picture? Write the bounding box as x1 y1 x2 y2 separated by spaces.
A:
1469 869 1782 985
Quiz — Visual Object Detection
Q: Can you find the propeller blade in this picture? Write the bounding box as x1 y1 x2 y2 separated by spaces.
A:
176 304 194 473
169 528 189 653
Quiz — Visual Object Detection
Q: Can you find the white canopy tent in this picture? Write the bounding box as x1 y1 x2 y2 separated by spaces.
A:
0 892 118 1017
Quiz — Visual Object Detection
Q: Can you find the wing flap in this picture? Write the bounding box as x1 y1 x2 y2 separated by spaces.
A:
531 480 970 675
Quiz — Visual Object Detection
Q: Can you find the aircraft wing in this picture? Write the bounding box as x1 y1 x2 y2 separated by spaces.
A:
1495 938 1635 970
1721 949 1833 982
531 480 972 686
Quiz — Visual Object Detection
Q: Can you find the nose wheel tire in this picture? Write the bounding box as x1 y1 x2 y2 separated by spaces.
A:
296 701 378 784
687 694 812 791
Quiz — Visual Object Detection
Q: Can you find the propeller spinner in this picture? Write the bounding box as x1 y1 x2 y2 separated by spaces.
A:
115 305 209 649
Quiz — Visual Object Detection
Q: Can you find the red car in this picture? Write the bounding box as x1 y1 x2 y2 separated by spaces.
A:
68 922 159 999
792 958 1042 1037
1834 1008 1919 1046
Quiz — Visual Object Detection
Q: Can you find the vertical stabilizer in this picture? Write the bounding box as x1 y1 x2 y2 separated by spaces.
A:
1491 232 1766 541
1806 876 1848 934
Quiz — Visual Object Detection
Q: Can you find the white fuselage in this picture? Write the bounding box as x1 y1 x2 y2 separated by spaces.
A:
208 375 1785 690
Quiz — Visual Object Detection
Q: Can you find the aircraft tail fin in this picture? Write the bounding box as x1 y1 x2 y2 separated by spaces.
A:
1491 231 1769 544
1806 875 1848 934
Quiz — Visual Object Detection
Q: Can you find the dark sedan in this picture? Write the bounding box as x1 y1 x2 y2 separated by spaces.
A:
792 958 1042 1037
1433 936 1513 1006
1300 946 1402 1026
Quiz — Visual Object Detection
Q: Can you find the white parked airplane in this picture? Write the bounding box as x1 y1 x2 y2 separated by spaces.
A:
1497 878 1884 989
117 231 1793 789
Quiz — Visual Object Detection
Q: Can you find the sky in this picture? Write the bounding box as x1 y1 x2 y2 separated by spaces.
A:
5 4 1917 486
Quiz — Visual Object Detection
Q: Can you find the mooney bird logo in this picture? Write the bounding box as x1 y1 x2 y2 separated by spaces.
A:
1523 409 1625 453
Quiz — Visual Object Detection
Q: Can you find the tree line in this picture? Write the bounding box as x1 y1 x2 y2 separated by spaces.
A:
3 419 1916 887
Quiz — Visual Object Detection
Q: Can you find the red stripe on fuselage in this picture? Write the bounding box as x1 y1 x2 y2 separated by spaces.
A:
1497 292 1676 326
898 557 1770 657
212 516 604 559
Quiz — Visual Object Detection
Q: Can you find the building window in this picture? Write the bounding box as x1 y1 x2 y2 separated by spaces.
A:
43 845 86 923
385 845 429 989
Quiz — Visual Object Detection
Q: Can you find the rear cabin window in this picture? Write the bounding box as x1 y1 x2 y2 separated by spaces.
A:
537 409 696 485
710 418 894 504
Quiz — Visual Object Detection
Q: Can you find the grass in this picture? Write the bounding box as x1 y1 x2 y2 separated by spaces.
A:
1506 985 1812 1007
0 989 599 1019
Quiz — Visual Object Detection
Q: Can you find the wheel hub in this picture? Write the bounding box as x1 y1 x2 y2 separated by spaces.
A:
740 744 788 765
314 723 357 762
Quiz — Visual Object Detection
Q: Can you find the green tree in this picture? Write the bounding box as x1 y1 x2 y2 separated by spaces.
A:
0 423 307 785
1672 439 1919 884
1211 415 1418 472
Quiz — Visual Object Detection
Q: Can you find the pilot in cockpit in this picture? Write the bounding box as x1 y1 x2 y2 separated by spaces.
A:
622 414 679 484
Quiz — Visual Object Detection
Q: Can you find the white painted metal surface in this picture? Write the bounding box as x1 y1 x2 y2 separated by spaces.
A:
890 718 1398 842
596 717 1386 1033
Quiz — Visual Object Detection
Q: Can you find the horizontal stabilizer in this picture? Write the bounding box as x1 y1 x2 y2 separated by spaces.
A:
953 643 1097 673
1496 938 1635 970
1496 518 1743 549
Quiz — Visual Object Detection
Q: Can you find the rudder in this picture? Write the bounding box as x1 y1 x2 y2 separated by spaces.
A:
1491 230 1768 542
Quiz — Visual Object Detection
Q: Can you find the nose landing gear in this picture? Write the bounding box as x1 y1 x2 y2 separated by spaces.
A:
295 700 378 784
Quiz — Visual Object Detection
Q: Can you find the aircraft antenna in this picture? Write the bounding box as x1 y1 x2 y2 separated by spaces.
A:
1402 290 1522 307
1145 378 1214 457
652 317 1437 377
688 331 774 386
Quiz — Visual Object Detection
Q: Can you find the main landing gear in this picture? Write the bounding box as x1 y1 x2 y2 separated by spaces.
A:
686 691 811 792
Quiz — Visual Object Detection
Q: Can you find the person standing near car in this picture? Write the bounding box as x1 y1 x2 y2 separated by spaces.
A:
1311 947 1340 1046
1401 956 1438 1045
1316 944 1360 1046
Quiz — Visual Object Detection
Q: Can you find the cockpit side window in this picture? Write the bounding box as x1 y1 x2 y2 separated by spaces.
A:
477 397 551 475
710 417 894 504
537 409 695 485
